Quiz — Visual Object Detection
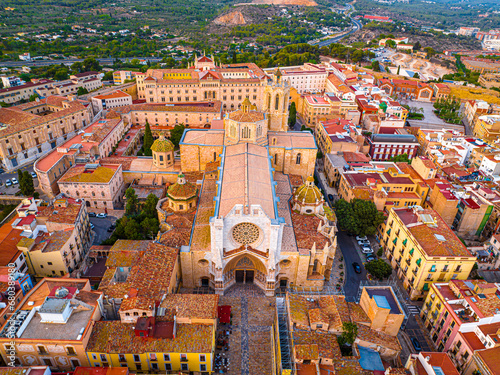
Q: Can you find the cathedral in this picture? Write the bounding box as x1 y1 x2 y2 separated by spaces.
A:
156 56 337 296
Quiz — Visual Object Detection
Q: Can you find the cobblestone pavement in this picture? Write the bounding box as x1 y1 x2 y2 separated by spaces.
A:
325 243 345 290
219 284 275 375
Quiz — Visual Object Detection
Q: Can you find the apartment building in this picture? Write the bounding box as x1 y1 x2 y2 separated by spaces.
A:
0 96 92 171
34 118 125 196
0 79 54 104
338 166 425 212
405 352 459 375
367 134 419 161
91 90 132 113
302 95 331 127
13 197 92 278
465 346 500 375
325 73 354 97
314 118 358 154
479 73 500 89
473 115 500 140
0 278 103 371
421 280 500 361
113 70 144 85
382 206 476 300
431 83 452 101
57 163 125 210
324 151 371 189
465 99 490 127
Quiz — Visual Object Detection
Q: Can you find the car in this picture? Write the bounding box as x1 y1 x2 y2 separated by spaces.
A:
90 223 95 229
328 194 334 202
31 172 37 179
88 212 96 217
96 213 107 218
362 247 374 254
411 337 422 352
352 262 362 274
356 236 367 241
11 178 18 184
358 239 370 246
5 179 12 187
365 255 376 262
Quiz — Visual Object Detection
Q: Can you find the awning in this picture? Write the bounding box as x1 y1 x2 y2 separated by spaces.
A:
218 305 231 324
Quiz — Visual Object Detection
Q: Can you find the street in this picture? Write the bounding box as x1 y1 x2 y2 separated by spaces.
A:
90 216 117 245
337 231 368 299
0 164 38 195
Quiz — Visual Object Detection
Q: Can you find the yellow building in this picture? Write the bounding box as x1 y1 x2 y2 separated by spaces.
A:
473 115 500 140
86 294 218 374
382 206 476 300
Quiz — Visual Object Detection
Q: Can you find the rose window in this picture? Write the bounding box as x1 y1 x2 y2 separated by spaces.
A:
232 223 261 245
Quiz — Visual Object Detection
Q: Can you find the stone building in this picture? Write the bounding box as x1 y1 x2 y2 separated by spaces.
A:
160 97 337 296
151 136 174 168
292 176 325 215
166 173 198 212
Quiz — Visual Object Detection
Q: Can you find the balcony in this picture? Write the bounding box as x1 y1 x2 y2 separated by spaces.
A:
180 358 189 363
432 311 438 320
412 268 418 276
426 302 432 310
406 258 411 266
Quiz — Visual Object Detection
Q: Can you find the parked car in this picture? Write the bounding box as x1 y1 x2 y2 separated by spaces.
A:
358 239 370 246
88 212 97 217
31 172 37 179
352 262 362 274
362 247 374 254
96 213 107 218
356 236 367 241
11 178 18 184
328 194 334 202
411 337 422 352
365 254 376 262
5 179 12 187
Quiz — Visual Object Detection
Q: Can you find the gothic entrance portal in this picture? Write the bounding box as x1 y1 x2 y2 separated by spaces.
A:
223 255 268 293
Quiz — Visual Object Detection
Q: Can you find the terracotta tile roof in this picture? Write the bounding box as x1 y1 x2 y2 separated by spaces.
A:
295 344 319 361
475 346 500 374
37 201 83 225
347 302 370 324
159 294 219 320
87 320 213 354
293 331 342 361
228 108 265 122
93 90 130 100
167 179 197 201
356 323 401 352
291 207 330 251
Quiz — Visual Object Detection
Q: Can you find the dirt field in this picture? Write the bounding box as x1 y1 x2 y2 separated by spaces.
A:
389 52 453 80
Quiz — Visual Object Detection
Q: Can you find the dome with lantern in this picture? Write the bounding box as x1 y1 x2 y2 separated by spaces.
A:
292 176 325 215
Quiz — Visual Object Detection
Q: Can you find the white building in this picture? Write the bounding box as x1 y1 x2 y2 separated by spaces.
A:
91 90 132 113
1 76 24 88
482 39 500 52
19 53 31 61
264 63 328 94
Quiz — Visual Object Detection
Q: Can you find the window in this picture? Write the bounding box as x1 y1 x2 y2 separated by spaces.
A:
181 354 188 361
200 354 206 362
133 354 140 362
200 364 207 371
181 364 188 371
66 346 76 355
151 363 158 370
37 345 47 354
164 354 170 362
296 153 302 164
118 354 126 362
100 354 107 362
135 364 142 371
165 364 172 371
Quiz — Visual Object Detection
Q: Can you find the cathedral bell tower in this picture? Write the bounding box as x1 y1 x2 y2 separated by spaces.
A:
263 68 290 132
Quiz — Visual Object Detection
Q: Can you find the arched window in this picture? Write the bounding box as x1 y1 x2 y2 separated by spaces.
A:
275 95 280 111
213 152 217 161
296 153 302 165
274 153 278 165
267 93 272 110
313 259 319 273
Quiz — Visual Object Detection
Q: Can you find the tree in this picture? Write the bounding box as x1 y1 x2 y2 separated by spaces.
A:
413 72 420 79
124 218 142 240
143 193 159 219
389 153 411 163
103 71 113 81
386 40 396 49
169 124 185 148
396 65 401 75
18 170 25 194
22 171 34 196
53 69 69 81
82 57 100 72
77 87 89 96
334 198 386 236
125 187 138 216
232 50 237 64
288 102 297 127
29 94 38 102
337 322 358 347
141 217 159 239
413 41 422 51
143 121 154 156
364 259 393 280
